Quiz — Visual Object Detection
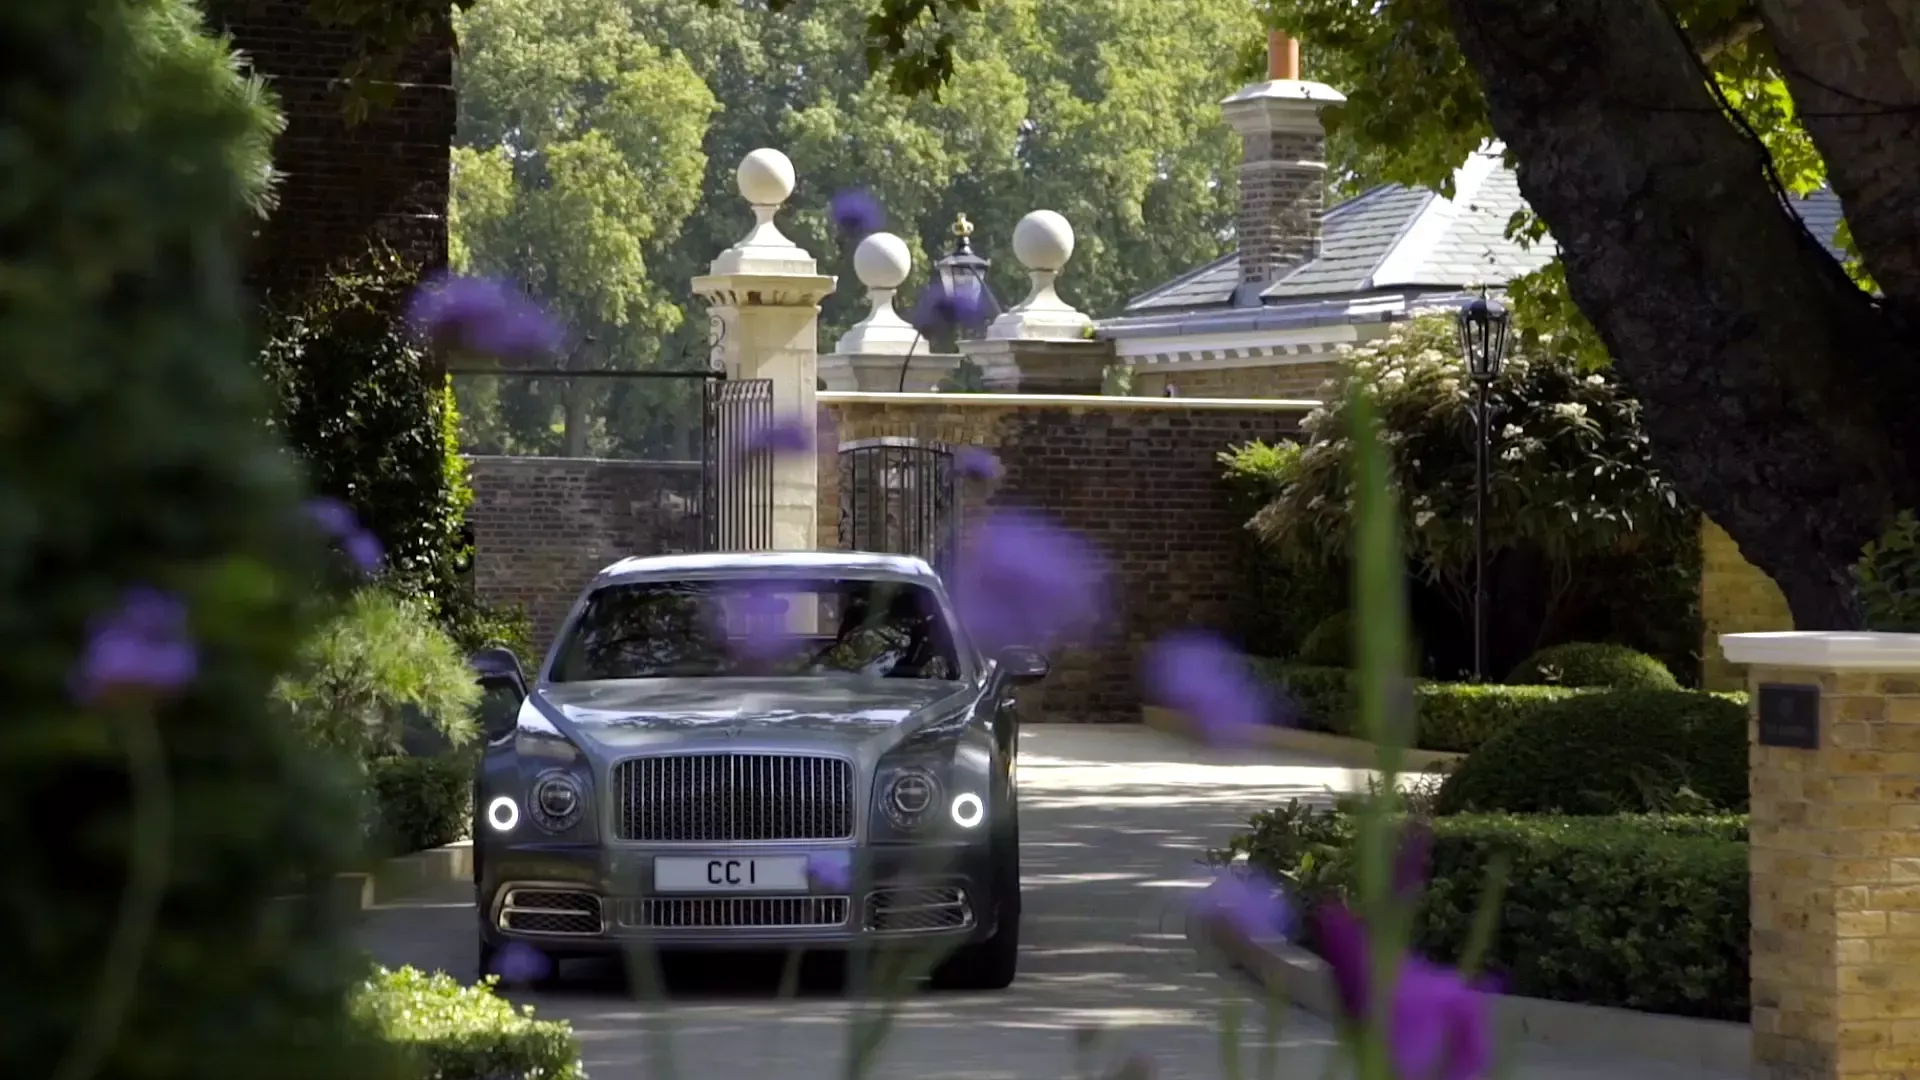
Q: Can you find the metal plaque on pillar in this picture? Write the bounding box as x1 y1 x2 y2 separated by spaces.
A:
1756 683 1821 749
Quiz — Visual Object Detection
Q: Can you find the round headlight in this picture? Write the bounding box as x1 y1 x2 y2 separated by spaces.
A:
883 768 940 829
529 771 586 832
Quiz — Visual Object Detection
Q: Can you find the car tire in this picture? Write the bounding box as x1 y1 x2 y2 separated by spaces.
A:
930 808 1020 991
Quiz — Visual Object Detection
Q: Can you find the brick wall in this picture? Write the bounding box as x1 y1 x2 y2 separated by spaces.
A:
818 394 1311 722
1238 130 1327 284
465 457 702 647
1701 517 1794 691
1131 361 1337 400
202 0 454 302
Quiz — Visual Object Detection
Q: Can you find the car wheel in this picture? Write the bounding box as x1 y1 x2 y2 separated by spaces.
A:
930 808 1020 991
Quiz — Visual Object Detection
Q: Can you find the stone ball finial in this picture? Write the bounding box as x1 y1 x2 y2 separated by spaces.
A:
853 231 912 290
737 148 796 206
1012 209 1075 272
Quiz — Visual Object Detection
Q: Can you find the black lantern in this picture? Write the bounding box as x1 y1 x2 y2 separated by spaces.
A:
930 213 1001 342
1455 291 1512 682
1455 294 1511 382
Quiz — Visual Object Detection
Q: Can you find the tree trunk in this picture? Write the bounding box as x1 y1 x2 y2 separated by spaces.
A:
1441 0 1920 628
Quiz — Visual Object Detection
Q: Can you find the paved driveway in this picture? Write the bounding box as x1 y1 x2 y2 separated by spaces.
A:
358 725 1742 1080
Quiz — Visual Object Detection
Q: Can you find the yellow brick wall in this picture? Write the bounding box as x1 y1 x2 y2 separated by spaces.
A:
1747 666 1920 1080
1130 361 1337 400
1701 518 1795 691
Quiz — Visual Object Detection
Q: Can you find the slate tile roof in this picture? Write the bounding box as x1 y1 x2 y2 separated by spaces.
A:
1121 155 1852 318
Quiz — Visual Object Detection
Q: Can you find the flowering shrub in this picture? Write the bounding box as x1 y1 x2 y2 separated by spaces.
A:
1241 313 1700 678
352 966 584 1080
4 0 403 1074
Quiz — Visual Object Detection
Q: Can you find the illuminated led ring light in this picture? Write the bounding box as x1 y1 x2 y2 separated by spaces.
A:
950 792 985 829
486 795 520 832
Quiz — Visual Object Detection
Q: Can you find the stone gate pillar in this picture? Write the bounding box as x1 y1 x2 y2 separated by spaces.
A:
1723 630 1920 1080
691 149 835 551
960 209 1111 395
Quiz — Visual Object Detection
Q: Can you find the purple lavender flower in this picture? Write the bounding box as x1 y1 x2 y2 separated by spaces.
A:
909 280 992 338
1140 630 1291 745
745 415 815 457
955 447 1003 482
72 587 199 705
709 586 795 663
303 497 384 573
406 272 564 361
805 850 853 893
487 941 554 985
829 189 886 239
1314 903 1496 1080
1188 869 1292 941
950 508 1110 655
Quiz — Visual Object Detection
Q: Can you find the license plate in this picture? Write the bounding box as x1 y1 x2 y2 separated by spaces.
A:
654 855 808 893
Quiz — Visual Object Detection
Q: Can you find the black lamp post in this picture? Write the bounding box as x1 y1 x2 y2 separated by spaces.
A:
1455 292 1512 682
930 213 1000 342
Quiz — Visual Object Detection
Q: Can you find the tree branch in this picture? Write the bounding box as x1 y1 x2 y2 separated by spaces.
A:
1691 14 1762 62
1440 0 1920 627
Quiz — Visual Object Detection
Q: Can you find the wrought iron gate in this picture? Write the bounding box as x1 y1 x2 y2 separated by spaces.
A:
837 438 959 576
700 378 775 551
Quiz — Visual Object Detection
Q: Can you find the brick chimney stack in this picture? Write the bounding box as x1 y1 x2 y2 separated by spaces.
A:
1221 30 1345 286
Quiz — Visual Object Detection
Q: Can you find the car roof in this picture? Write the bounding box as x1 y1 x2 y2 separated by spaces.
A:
592 550 942 587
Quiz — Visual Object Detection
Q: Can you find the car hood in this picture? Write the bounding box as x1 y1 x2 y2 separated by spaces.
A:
528 677 977 759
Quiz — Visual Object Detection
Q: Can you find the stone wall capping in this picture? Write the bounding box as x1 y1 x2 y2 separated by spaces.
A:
1721 630 1920 671
818 390 1320 411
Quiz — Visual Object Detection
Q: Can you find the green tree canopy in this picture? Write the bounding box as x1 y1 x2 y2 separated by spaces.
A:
1250 0 1920 630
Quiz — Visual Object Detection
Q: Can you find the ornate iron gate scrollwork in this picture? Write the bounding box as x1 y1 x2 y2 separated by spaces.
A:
837 439 959 577
700 378 775 552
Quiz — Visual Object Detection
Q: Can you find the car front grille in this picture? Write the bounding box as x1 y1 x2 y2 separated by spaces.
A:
865 886 973 933
617 896 851 929
499 888 604 936
612 753 856 842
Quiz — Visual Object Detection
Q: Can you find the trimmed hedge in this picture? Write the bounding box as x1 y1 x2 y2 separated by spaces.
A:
368 752 474 856
1259 661 1576 753
1506 642 1680 690
353 966 585 1079
1434 689 1748 815
1296 611 1352 667
1226 807 1749 1020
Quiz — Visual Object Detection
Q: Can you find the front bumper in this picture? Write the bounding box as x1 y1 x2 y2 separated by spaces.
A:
478 840 998 955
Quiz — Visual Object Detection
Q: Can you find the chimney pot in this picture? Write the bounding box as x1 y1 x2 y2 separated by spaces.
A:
1267 30 1301 81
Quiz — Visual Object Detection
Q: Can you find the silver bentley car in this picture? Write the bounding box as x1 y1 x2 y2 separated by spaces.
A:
466 550 1049 990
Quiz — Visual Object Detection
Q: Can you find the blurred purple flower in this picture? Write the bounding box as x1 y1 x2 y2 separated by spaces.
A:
488 941 554 984
303 497 384 573
1188 870 1292 941
406 272 564 360
950 508 1109 655
829 189 886 239
709 586 794 663
72 587 199 706
1140 630 1291 745
745 415 815 457
955 447 1003 483
909 280 992 338
806 850 853 893
1315 903 1496 1080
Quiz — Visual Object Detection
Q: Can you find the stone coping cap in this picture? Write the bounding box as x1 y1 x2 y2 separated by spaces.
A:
1721 631 1920 671
818 391 1320 411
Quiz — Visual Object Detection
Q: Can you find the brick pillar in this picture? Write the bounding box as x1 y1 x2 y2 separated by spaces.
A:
1723 631 1920 1080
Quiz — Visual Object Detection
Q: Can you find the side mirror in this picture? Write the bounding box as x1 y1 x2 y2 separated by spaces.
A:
469 646 528 740
995 645 1050 686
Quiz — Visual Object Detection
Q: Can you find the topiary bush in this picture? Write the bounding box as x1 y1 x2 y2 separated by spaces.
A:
352 966 585 1079
1222 807 1749 1020
1 1 401 1075
1434 689 1749 816
1295 610 1352 667
366 753 475 856
1506 641 1680 690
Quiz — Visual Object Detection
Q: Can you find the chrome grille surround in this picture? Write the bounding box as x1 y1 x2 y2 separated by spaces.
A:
611 753 857 842
498 888 604 936
616 895 851 929
865 885 973 933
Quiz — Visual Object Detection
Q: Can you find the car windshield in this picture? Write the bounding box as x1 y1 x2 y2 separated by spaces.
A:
548 576 964 683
